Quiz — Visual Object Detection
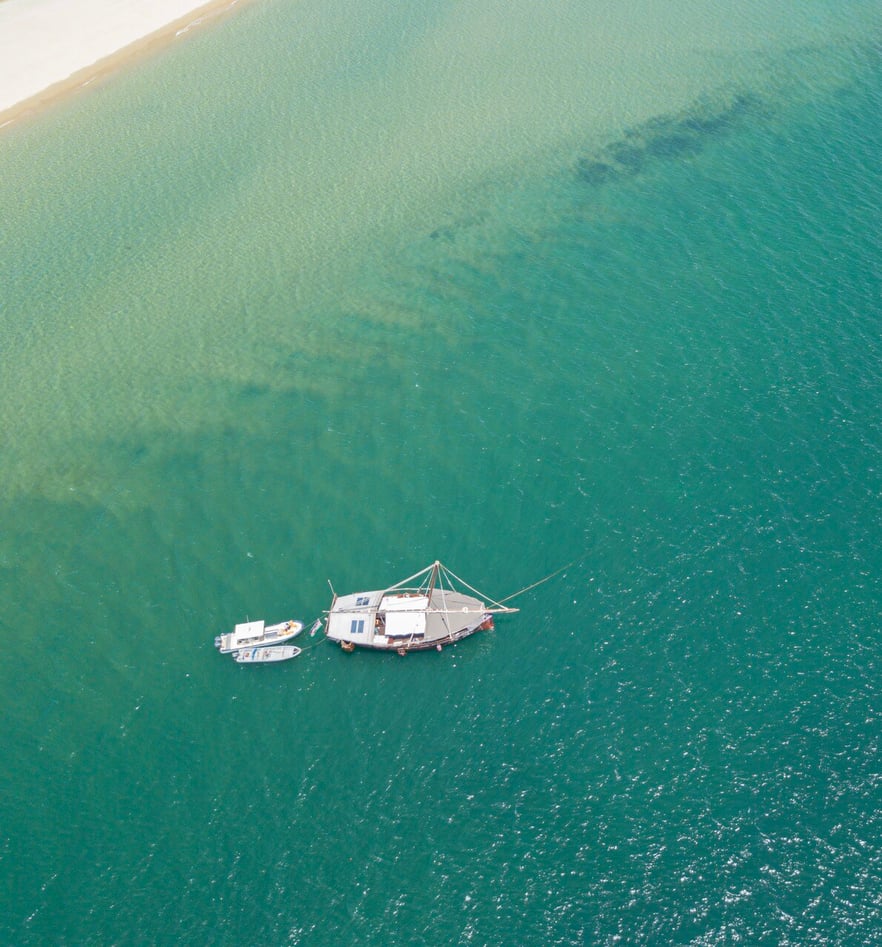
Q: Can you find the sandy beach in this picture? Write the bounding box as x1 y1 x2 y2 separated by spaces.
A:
0 0 246 127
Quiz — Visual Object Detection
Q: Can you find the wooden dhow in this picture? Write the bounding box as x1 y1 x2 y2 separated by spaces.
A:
324 560 518 654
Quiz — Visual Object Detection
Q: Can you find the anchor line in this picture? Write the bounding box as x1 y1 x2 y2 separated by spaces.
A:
498 557 583 605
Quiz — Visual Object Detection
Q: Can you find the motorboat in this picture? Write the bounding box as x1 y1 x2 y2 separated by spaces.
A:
215 619 303 654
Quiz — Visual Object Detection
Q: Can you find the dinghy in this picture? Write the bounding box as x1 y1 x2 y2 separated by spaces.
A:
233 645 301 663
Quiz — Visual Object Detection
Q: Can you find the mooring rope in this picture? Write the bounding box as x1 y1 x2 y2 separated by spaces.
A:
498 557 583 605
295 616 328 653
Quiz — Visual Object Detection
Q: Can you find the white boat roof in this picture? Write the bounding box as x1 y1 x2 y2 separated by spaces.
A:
382 594 429 612
381 595 428 637
232 620 265 645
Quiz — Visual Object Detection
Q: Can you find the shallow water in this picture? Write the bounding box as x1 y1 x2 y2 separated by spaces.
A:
2 1 882 943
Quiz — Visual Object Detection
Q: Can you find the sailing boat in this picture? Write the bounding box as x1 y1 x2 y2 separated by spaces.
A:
324 560 518 654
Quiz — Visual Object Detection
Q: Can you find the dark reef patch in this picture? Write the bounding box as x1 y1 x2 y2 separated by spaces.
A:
575 92 762 187
575 159 617 185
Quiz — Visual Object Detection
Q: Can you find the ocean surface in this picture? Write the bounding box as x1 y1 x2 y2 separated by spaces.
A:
2 1 882 942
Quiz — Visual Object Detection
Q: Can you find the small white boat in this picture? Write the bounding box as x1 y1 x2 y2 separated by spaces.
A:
215 619 303 654
234 645 301 663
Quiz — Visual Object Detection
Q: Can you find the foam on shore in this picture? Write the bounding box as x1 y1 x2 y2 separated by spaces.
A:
0 0 247 127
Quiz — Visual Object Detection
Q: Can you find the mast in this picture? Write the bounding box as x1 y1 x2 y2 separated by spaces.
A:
425 560 441 602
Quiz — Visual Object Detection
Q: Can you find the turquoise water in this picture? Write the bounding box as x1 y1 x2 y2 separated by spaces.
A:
3 1 882 942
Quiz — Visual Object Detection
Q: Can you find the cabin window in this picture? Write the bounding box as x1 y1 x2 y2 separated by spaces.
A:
350 619 365 635
356 596 370 606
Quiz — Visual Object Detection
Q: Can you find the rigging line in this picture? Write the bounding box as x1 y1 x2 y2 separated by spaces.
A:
498 557 583 605
441 563 510 611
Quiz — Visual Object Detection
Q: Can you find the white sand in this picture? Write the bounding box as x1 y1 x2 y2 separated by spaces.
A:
0 0 242 122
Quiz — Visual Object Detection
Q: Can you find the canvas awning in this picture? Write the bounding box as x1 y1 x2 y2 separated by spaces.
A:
385 611 426 637
382 595 428 637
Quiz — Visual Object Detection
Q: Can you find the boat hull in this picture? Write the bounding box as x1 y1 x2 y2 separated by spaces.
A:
234 645 301 663
332 626 486 654
215 619 303 654
335 616 495 653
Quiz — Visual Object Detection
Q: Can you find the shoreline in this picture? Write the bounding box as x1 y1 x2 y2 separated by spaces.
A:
0 0 251 131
